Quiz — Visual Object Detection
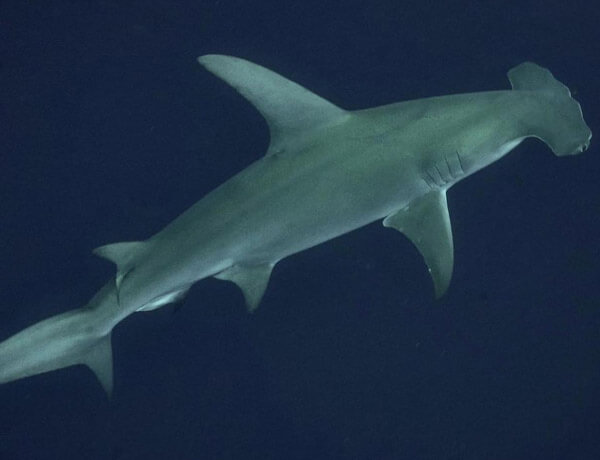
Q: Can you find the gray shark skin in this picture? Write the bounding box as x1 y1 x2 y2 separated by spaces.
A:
0 56 592 396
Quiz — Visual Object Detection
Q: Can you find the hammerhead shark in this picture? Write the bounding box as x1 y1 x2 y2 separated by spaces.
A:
0 56 591 396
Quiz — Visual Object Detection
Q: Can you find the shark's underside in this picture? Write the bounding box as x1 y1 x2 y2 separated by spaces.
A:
0 56 592 396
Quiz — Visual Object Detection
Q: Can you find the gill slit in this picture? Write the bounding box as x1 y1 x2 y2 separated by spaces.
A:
455 150 465 175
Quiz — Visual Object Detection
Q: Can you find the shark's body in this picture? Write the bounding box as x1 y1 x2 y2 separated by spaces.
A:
0 56 591 396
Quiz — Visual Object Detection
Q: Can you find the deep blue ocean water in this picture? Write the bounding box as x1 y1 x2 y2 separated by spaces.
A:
1 1 599 459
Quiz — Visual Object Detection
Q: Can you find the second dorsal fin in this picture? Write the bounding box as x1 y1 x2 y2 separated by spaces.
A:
93 241 146 289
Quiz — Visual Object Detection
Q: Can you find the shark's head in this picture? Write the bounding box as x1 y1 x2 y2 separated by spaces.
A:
534 90 592 157
508 62 592 157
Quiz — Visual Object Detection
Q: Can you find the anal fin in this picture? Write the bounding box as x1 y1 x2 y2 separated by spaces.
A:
82 333 114 398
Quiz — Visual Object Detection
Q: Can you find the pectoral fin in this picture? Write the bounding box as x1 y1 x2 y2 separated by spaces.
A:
215 263 276 312
383 191 454 298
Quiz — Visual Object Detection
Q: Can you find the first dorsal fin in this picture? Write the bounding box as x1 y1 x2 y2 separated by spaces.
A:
93 241 146 289
198 54 349 156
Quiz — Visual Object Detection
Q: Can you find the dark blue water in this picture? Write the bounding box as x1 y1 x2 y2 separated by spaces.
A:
1 1 599 459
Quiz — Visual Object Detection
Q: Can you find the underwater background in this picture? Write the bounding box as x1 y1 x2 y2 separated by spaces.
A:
1 1 599 459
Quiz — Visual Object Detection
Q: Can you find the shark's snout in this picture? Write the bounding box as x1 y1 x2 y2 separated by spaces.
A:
569 129 592 155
